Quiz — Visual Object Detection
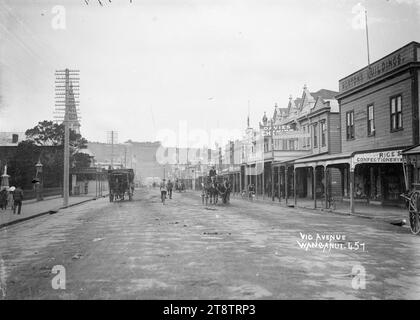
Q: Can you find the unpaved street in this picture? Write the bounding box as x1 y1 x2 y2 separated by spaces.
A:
1 188 420 300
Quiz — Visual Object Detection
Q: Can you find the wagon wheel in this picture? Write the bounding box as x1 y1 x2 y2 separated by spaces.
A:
408 191 420 235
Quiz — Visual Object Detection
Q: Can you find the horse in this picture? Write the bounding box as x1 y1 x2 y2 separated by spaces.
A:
217 182 227 204
223 180 232 204
201 181 210 205
208 176 219 205
217 180 232 204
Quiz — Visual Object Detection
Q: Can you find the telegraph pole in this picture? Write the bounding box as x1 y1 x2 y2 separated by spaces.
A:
111 131 114 167
124 146 127 168
107 131 118 168
271 119 275 201
55 68 80 208
63 88 70 207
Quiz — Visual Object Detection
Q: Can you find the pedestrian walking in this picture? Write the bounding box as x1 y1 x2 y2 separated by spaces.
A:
0 187 7 210
160 179 167 204
7 186 15 210
13 186 24 214
248 183 255 201
167 179 173 199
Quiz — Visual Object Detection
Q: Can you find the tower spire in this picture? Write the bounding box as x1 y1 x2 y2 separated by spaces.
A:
247 100 250 128
67 81 80 134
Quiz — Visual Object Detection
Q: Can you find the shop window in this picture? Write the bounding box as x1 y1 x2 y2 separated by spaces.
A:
313 123 318 148
390 95 403 131
367 104 375 136
321 121 326 147
289 139 296 151
346 111 354 140
307 125 311 148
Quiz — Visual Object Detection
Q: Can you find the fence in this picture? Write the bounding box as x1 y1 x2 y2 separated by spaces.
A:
22 187 62 201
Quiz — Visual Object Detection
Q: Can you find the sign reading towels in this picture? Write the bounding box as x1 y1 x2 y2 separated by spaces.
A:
352 150 403 169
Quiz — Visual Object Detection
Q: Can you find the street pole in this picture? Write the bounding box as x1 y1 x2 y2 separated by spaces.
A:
63 69 70 207
124 147 126 168
111 131 114 168
271 119 275 201
55 68 79 208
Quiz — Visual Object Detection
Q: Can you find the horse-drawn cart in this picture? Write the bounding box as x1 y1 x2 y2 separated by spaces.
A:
401 146 420 234
108 169 135 202
201 175 231 206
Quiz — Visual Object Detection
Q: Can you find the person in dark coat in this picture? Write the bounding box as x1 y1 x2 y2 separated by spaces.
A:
13 186 24 214
167 180 173 199
209 166 217 178
0 188 7 210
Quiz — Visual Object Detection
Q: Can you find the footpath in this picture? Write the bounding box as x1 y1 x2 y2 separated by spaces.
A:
195 190 407 224
0 194 107 229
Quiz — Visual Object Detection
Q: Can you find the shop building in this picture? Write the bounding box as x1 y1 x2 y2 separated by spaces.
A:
269 86 341 206
334 41 420 210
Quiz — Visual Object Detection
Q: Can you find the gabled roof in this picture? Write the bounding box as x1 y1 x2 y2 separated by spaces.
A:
310 89 338 100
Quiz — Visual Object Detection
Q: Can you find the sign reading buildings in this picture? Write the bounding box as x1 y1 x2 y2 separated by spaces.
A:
339 42 418 93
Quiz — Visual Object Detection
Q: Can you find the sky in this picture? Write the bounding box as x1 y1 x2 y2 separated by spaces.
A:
0 0 419 147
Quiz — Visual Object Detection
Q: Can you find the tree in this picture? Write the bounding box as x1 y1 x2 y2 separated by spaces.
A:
72 152 92 169
8 140 41 189
8 140 64 189
25 120 87 154
9 120 91 189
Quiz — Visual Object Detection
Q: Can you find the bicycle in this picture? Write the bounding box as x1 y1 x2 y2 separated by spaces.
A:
161 191 167 205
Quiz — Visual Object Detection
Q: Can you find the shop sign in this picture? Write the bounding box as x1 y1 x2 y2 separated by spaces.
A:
273 132 311 139
228 165 240 172
339 43 416 93
261 125 293 137
352 150 403 168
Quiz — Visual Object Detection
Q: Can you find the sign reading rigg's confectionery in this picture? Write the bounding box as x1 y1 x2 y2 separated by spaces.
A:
352 150 403 166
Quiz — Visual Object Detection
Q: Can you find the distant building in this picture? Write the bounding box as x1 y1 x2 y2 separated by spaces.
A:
0 132 25 146
87 141 165 184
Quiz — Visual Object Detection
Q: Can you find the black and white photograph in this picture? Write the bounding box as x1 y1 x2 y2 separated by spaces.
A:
0 0 420 305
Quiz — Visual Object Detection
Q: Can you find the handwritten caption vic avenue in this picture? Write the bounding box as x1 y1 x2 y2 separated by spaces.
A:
297 232 366 253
